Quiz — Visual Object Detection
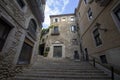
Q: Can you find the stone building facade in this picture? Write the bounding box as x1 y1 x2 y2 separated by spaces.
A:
76 0 120 71
44 14 80 60
0 0 45 79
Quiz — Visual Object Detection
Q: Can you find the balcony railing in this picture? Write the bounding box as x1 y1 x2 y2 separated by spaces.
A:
51 31 60 35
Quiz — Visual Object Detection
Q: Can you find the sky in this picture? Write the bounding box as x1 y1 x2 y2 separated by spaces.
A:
43 0 79 28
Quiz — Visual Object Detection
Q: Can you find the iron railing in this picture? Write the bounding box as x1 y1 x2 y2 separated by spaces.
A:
89 57 115 80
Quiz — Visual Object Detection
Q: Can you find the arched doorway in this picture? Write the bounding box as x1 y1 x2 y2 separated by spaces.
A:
17 19 37 65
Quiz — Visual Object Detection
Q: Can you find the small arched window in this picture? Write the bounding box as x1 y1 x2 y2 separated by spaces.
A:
28 19 37 40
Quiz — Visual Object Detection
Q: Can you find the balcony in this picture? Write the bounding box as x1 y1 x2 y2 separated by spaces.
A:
51 26 60 35
95 0 111 7
51 32 60 35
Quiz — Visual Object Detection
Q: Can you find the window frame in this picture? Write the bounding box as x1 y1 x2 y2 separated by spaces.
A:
71 25 77 32
88 8 93 20
51 26 60 35
70 17 75 21
84 0 87 4
100 55 108 64
92 28 102 47
54 26 59 33
0 19 12 51
16 0 25 9
79 12 81 18
111 3 120 32
28 19 37 40
62 18 66 21
54 18 59 22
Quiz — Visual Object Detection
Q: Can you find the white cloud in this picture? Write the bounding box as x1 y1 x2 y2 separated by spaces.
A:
43 0 69 28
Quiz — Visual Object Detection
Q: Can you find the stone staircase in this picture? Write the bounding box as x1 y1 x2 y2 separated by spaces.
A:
14 58 111 80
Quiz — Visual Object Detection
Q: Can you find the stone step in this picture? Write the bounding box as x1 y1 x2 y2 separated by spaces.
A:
23 69 104 73
30 66 95 69
15 76 111 80
34 63 90 66
16 72 108 77
14 60 111 80
24 68 99 71
31 65 95 68
32 64 93 66
32 64 92 67
15 77 111 80
34 62 89 65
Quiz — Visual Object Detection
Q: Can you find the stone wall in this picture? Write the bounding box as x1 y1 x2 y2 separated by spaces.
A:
46 14 80 59
0 0 42 79
76 0 120 70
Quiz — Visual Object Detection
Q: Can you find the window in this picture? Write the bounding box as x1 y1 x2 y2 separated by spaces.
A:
72 39 78 45
88 8 93 20
70 17 74 21
28 19 37 40
62 18 66 21
54 18 58 22
114 4 120 21
51 26 60 35
16 0 25 8
100 55 108 64
112 3 120 31
84 0 87 4
93 28 102 46
115 9 120 21
71 25 77 32
0 19 11 51
54 27 59 33
79 12 81 18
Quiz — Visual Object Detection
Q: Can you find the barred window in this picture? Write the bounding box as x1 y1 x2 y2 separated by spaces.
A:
93 28 102 46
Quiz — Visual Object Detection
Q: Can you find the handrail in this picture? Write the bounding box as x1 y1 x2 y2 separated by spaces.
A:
88 56 115 80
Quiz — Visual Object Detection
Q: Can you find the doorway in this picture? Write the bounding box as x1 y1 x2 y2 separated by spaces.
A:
39 43 45 56
74 50 79 59
17 42 33 65
53 46 62 58
84 48 89 61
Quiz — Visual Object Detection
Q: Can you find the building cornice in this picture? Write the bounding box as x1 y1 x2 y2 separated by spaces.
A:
50 13 75 18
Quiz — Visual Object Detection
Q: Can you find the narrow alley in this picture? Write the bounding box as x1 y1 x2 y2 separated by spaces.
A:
0 0 120 80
